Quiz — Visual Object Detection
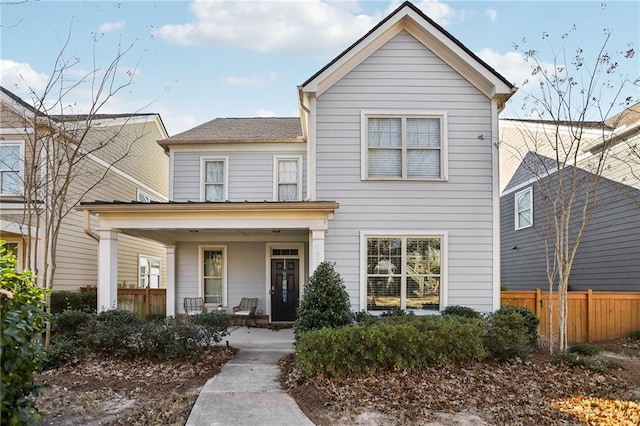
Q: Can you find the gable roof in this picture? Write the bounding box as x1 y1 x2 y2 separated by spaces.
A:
159 117 303 146
300 1 515 101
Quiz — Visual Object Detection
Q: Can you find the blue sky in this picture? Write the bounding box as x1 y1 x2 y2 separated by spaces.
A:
1 0 638 135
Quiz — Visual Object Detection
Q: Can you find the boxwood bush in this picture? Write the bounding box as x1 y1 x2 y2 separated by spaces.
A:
50 290 97 314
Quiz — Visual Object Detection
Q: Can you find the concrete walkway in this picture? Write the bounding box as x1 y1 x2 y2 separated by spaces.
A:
186 327 314 426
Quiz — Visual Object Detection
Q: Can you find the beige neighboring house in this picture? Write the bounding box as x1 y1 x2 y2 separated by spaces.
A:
0 86 170 295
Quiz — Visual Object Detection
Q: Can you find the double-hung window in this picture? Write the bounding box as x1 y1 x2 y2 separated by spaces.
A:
363 233 445 312
274 157 301 201
514 187 533 230
202 158 228 202
138 255 161 288
0 142 23 195
363 113 446 180
201 246 226 305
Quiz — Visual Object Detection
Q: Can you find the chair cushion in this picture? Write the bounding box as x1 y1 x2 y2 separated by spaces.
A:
234 310 252 316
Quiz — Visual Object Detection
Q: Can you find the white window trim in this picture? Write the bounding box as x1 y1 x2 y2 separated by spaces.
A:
265 242 305 322
199 245 228 307
136 189 158 202
514 187 533 230
360 111 448 181
359 230 448 313
273 155 303 201
138 254 161 288
200 156 229 202
0 140 25 196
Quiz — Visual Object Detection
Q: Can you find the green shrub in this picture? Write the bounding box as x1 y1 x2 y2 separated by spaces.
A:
50 290 97 314
86 309 142 357
294 262 353 340
552 353 622 373
52 309 94 336
569 343 603 356
495 306 539 348
380 308 414 317
0 242 48 425
441 305 483 319
630 330 640 340
44 336 90 369
484 310 532 360
295 315 486 378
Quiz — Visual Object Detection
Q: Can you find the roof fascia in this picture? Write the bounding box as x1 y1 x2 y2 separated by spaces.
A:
302 6 514 100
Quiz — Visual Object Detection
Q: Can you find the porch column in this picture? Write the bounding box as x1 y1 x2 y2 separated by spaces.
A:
97 229 118 312
309 228 326 274
165 245 176 317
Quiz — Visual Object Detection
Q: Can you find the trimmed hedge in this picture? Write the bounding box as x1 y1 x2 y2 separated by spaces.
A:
50 290 97 314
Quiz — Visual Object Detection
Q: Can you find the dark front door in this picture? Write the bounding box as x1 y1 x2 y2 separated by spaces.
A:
271 258 299 321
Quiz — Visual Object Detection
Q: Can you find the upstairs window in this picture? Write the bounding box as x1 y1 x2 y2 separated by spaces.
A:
202 158 228 202
515 187 533 230
274 157 301 201
0 142 23 195
363 114 446 180
138 255 161 288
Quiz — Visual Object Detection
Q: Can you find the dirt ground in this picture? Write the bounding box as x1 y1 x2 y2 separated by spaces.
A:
34 338 639 425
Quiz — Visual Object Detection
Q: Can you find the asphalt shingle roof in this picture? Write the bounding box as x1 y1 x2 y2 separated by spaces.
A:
161 117 303 144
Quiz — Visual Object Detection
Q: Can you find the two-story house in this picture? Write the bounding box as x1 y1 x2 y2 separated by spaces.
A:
0 86 170 293
78 1 516 319
500 104 640 292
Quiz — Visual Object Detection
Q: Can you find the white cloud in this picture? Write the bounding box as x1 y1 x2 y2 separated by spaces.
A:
0 59 49 94
256 108 276 117
475 48 533 88
486 9 498 23
219 73 275 88
153 0 459 57
98 21 125 34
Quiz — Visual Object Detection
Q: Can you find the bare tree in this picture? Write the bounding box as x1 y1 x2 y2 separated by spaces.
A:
3 31 148 347
502 28 637 353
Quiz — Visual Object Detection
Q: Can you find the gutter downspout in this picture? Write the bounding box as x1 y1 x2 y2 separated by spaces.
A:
298 86 312 201
82 209 99 241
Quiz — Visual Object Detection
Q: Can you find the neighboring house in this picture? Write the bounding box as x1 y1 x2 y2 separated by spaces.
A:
500 104 640 291
77 1 516 319
0 86 170 293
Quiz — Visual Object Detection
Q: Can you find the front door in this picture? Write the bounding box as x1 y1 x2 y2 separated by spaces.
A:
271 258 299 321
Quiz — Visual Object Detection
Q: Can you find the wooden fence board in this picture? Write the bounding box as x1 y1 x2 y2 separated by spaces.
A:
117 288 166 320
502 290 640 343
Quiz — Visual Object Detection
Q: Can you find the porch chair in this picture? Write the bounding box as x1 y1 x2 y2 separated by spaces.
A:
232 297 258 327
183 297 206 316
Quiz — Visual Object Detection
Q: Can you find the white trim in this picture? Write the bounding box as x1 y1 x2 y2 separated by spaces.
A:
90 115 169 139
200 156 229 201
273 155 303 201
0 128 35 135
308 95 317 200
136 189 158 202
199 245 228 308
1 219 36 235
514 186 534 230
265 242 305 322
168 143 306 153
169 150 175 200
492 101 501 311
0 140 25 196
359 230 448 313
360 111 448 181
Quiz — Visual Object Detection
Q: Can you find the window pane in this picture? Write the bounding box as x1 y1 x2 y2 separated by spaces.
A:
517 192 531 211
278 184 297 201
205 161 224 184
407 276 440 310
1 171 20 194
0 145 21 169
367 276 401 311
204 278 223 304
407 150 440 178
278 160 297 183
206 184 224 201
204 250 223 276
368 118 401 148
518 210 532 227
369 149 401 177
407 118 440 148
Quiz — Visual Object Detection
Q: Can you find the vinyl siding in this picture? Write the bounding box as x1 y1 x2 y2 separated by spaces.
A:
315 31 497 313
172 149 307 202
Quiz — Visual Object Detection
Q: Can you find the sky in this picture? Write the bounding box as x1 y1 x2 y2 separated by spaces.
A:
1 0 638 136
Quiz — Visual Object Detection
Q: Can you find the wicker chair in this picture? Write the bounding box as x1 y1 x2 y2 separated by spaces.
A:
232 297 258 327
183 297 206 316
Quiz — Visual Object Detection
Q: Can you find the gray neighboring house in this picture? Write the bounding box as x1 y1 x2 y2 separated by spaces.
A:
78 1 516 319
500 104 640 292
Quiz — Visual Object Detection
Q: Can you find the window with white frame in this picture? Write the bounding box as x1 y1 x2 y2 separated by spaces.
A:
365 235 443 311
202 247 226 304
274 157 301 201
202 158 227 201
514 187 533 230
363 114 445 180
138 255 161 288
137 189 157 203
0 142 23 195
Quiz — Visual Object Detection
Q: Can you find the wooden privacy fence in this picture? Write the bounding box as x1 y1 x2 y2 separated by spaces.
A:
501 289 640 343
117 288 166 320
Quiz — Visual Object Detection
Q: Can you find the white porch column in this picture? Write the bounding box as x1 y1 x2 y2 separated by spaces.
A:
97 229 118 312
309 228 326 274
165 245 176 317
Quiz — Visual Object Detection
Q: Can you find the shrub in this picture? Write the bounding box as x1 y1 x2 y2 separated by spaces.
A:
50 290 97 314
86 309 142 357
44 336 90 369
495 306 539 348
295 315 486 378
569 343 603 356
294 262 353 340
484 310 532 360
631 330 640 340
441 305 483 319
52 309 94 337
552 353 622 373
0 242 48 425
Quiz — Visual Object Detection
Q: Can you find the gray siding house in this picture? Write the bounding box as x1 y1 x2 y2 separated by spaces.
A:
79 1 516 319
500 105 640 292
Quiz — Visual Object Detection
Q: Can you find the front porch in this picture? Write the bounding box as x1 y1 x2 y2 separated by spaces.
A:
76 201 338 322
